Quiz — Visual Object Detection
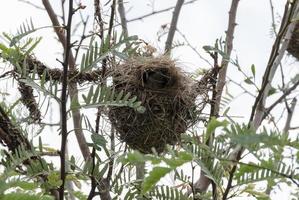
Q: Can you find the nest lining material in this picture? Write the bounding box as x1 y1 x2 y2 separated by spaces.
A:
108 56 205 153
287 22 299 59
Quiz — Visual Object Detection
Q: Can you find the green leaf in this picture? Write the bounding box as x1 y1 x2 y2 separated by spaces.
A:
205 117 228 143
142 167 172 194
48 172 62 188
70 156 76 171
267 87 277 96
251 64 256 78
136 106 146 113
244 77 254 85
24 37 42 55
119 151 146 165
85 85 94 104
163 152 193 168
91 134 107 148
194 160 216 183
92 85 100 104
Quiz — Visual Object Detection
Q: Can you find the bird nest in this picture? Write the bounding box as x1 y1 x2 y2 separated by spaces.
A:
108 56 207 153
287 22 299 60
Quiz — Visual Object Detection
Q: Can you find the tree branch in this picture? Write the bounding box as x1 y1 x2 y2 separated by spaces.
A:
222 1 299 199
190 0 240 196
249 1 298 129
59 0 74 198
263 80 299 120
165 0 185 53
117 0 129 38
42 0 91 160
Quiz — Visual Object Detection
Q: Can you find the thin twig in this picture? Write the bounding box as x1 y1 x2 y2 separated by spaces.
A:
263 81 299 120
59 0 74 198
42 0 91 159
94 0 104 38
18 0 45 10
176 29 213 67
165 0 185 53
123 0 198 25
266 97 297 194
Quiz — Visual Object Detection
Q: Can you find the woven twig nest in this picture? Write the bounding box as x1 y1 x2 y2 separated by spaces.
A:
287 22 299 59
108 56 208 153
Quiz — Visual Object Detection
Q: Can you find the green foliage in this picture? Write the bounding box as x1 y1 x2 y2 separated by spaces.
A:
0 20 42 64
236 162 293 185
75 85 146 113
120 150 193 194
79 35 139 72
0 193 53 200
149 185 192 200
142 167 172 194
205 117 228 143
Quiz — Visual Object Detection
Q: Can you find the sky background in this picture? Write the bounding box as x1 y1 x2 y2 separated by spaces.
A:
0 0 298 199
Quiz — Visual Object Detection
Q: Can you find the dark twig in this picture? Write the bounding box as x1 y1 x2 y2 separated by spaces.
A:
94 0 104 37
87 148 97 200
263 80 299 120
42 0 91 159
249 1 297 128
165 0 185 53
59 0 74 199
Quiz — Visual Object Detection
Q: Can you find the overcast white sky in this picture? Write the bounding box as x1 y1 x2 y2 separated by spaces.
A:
0 0 298 199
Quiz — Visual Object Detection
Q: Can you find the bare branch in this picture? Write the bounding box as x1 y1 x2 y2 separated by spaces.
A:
118 0 129 38
283 98 297 134
59 0 74 198
214 0 240 115
250 1 299 129
222 1 299 198
165 0 185 53
123 0 198 25
191 0 241 196
263 81 299 120
42 0 91 160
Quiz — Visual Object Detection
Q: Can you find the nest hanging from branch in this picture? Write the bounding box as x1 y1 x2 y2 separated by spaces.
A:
108 56 209 153
287 22 299 60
